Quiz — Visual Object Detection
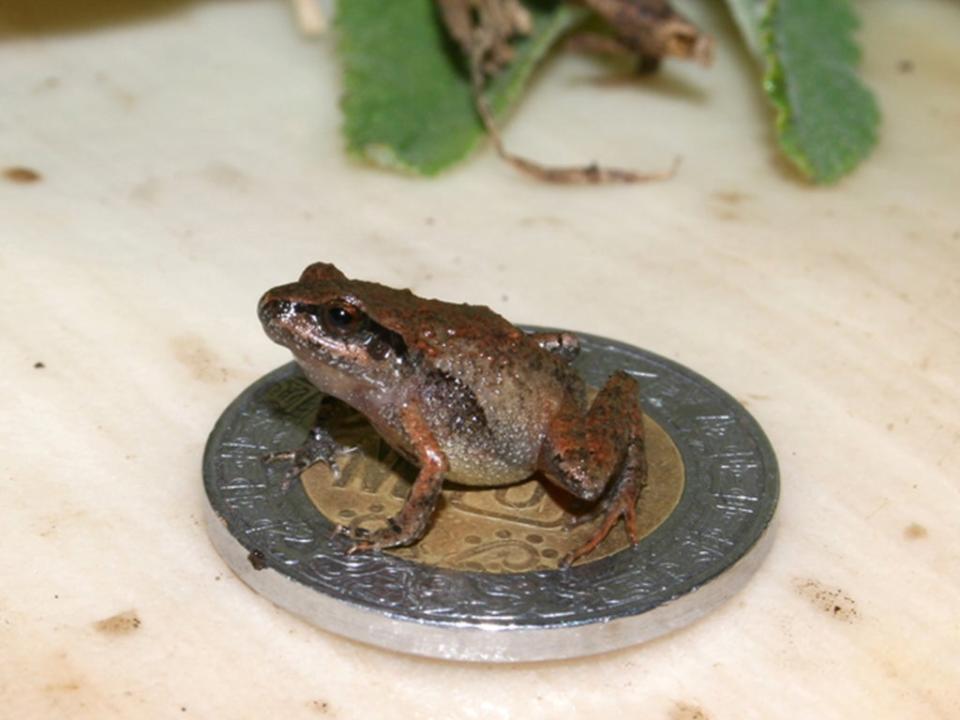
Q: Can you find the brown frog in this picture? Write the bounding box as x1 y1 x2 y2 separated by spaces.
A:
258 262 646 566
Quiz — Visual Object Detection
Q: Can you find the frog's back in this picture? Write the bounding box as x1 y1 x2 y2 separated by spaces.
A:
352 281 526 354
414 315 584 488
353 279 585 486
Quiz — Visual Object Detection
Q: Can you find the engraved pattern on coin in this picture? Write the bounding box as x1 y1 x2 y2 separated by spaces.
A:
204 330 778 628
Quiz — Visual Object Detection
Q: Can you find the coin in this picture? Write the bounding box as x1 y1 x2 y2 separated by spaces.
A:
203 329 779 662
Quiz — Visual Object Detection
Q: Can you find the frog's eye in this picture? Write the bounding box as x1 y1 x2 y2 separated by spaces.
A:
322 302 365 335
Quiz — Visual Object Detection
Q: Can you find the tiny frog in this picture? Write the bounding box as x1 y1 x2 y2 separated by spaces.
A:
258 263 646 566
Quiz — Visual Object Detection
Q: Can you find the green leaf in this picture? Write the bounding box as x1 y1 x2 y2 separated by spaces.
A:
727 0 880 184
336 0 586 175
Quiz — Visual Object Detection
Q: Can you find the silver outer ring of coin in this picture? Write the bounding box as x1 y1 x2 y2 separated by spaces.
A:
203 328 779 663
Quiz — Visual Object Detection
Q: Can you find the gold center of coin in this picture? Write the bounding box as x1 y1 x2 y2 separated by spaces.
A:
300 406 684 573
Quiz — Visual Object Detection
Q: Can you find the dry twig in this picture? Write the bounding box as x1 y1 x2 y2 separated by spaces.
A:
437 0 707 184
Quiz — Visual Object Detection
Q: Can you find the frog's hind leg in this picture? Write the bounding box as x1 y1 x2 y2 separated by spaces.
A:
561 440 645 567
538 370 647 567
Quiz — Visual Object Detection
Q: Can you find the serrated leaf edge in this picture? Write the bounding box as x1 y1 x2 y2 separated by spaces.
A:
760 0 880 184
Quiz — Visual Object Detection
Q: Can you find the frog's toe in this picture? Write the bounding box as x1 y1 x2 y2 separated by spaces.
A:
564 507 602 530
262 451 304 492
561 479 640 568
333 525 379 555
345 539 377 555
262 449 296 466
338 517 423 553
333 523 368 540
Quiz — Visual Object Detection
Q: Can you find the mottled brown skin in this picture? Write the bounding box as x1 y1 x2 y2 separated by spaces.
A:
258 262 646 566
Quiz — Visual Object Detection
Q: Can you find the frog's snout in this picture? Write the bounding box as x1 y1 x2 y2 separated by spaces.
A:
257 291 287 326
259 287 307 336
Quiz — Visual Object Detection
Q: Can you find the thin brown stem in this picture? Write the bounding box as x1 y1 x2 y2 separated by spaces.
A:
468 47 678 184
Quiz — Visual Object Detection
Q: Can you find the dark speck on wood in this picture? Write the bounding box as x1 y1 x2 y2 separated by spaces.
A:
248 549 267 570
4 166 42 183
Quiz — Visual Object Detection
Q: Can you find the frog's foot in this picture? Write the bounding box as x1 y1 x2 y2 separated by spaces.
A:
561 480 639 568
334 516 426 554
263 426 355 493
561 443 645 569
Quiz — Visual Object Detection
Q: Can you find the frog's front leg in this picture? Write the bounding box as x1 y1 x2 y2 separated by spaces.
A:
263 425 352 493
538 370 647 567
263 398 356 492
338 402 448 553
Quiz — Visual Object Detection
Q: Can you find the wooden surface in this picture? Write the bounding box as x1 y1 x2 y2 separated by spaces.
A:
1 1 958 718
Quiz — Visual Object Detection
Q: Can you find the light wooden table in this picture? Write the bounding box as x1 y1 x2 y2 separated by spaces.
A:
1 1 957 718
